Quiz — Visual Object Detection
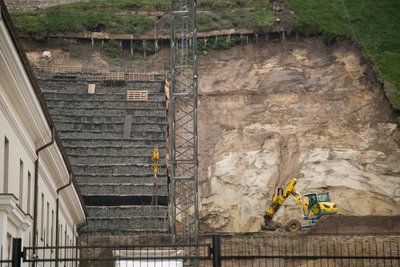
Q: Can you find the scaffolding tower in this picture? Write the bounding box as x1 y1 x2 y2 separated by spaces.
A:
170 0 199 246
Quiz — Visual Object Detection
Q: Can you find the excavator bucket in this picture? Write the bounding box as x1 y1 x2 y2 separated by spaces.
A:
261 214 283 231
260 221 282 231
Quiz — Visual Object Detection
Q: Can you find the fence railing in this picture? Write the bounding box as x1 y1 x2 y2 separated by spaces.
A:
33 70 162 82
212 234 400 267
22 243 210 267
31 62 167 77
0 244 11 267
8 234 400 267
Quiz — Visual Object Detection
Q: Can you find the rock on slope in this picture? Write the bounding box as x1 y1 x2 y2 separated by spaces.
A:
198 37 400 232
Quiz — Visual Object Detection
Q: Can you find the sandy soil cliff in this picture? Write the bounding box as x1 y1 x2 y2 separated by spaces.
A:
197 37 400 232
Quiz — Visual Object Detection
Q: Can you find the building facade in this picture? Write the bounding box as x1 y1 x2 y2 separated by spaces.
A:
0 1 86 263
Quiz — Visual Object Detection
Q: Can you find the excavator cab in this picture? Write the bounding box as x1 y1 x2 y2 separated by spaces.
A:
303 192 337 219
304 193 320 217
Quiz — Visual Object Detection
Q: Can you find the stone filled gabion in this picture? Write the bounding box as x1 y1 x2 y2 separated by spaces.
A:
40 79 169 233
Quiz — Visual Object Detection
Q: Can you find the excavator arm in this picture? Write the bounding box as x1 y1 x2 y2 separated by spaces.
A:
262 178 306 230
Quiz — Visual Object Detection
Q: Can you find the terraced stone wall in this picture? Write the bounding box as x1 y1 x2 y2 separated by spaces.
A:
39 76 169 234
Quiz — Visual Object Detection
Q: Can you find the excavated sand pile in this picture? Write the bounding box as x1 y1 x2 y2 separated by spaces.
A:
198 37 400 232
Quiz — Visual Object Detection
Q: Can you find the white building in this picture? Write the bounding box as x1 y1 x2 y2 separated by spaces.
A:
0 0 86 264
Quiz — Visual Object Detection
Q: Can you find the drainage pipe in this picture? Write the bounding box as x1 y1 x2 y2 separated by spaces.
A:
32 127 55 266
55 172 73 267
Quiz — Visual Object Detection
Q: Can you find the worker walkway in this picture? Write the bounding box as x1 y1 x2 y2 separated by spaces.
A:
39 76 169 234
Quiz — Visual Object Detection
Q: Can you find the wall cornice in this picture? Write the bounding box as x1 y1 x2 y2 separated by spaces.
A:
0 194 32 231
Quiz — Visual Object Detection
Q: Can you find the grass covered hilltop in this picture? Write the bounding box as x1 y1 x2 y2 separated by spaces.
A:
10 0 400 112
287 0 400 111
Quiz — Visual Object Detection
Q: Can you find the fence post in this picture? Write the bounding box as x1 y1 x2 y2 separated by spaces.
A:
212 235 221 267
12 238 22 267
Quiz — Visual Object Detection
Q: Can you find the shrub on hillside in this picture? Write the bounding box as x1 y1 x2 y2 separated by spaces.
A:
102 40 121 58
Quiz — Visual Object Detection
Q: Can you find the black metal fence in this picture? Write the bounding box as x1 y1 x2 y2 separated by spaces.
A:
211 234 400 267
23 244 210 267
6 234 400 267
0 239 22 267
0 246 11 267
0 244 11 267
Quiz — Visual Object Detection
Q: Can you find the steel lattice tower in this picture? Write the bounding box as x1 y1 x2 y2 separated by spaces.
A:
170 0 199 246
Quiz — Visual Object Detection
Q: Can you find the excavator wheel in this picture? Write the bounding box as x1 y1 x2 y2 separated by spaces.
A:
285 219 301 232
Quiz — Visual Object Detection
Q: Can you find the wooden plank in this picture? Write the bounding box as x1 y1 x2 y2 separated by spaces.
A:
103 72 125 81
36 28 257 41
127 73 155 81
88 84 96 94
127 90 148 101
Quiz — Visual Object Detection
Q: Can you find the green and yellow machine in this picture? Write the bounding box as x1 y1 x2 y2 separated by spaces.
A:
262 178 338 231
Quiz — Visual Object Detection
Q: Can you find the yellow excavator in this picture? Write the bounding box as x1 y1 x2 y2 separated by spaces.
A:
261 178 338 231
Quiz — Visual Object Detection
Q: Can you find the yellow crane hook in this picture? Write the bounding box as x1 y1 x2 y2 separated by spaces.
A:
153 144 159 177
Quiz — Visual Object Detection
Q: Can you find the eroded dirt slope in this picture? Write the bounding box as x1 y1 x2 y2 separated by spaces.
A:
198 37 400 232
24 36 400 233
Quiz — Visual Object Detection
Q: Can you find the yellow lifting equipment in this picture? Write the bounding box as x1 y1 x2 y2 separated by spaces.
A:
262 178 338 231
153 144 160 177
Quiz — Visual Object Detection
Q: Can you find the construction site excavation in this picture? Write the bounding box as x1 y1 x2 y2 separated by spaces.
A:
2 0 400 266
24 35 400 266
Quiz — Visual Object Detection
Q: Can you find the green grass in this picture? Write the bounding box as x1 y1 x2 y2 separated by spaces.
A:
197 8 273 32
10 0 273 35
287 0 400 110
10 0 167 35
10 0 400 110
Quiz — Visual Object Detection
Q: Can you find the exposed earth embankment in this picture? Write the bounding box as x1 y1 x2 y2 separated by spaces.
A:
198 37 400 232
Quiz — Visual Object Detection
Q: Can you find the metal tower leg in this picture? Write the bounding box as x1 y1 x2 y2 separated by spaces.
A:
170 0 199 248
